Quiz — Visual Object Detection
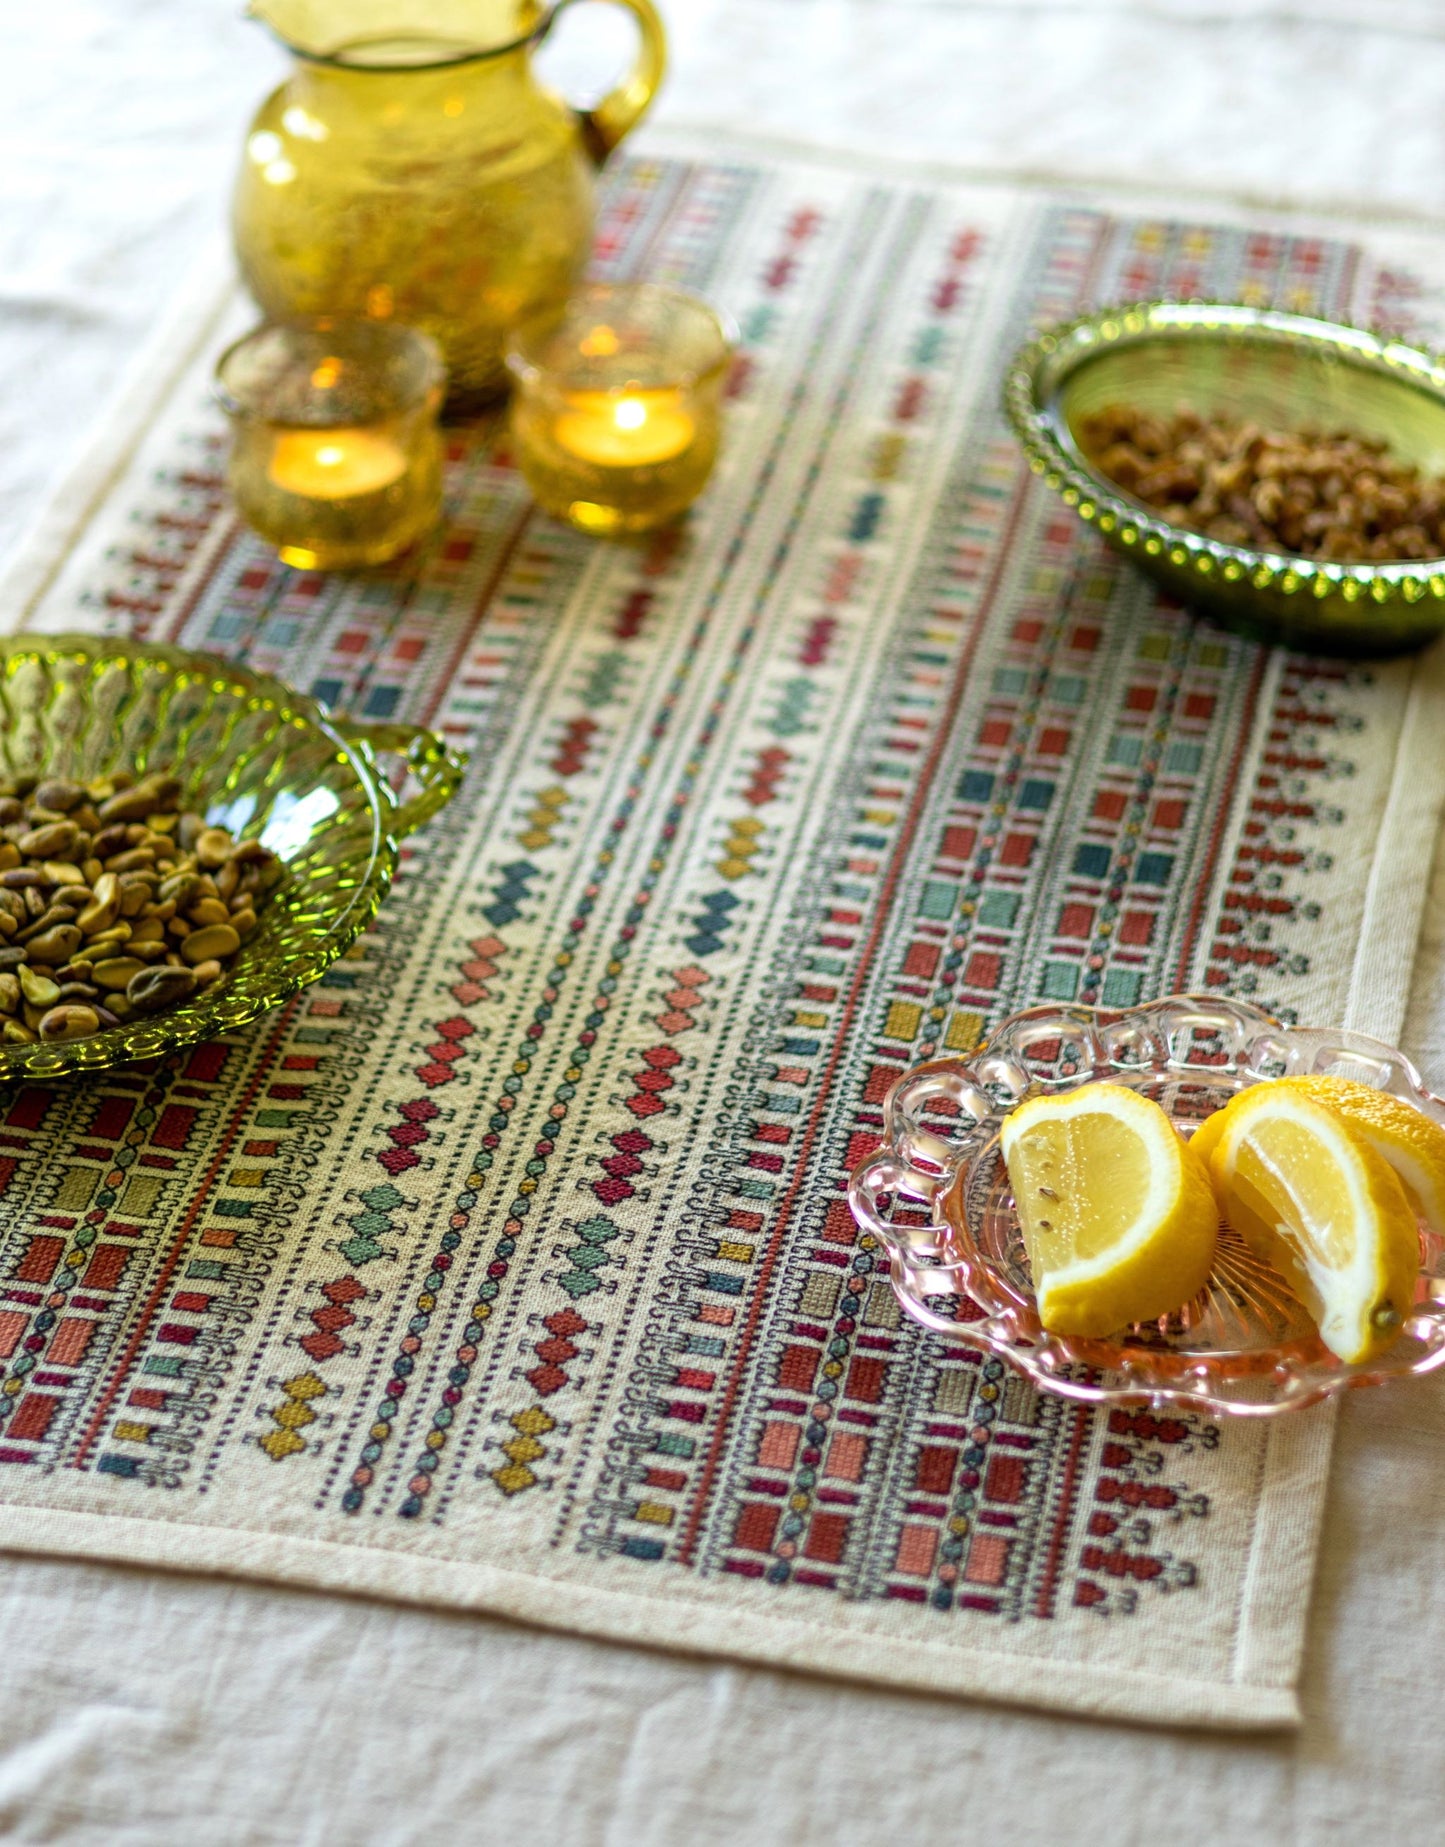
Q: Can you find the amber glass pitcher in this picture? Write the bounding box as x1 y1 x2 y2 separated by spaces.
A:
233 0 666 397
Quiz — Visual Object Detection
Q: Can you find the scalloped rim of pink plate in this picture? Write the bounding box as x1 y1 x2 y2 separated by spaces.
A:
848 994 1445 1417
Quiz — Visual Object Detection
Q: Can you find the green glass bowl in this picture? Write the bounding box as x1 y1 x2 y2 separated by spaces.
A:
0 633 466 1080
1005 301 1445 655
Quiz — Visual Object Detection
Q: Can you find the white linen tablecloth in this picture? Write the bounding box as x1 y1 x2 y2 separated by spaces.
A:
4 3 1445 1839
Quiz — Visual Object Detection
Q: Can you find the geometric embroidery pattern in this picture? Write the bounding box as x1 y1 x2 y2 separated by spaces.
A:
1 147 1440 1726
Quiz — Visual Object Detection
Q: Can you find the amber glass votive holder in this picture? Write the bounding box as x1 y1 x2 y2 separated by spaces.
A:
214 318 445 570
505 283 734 536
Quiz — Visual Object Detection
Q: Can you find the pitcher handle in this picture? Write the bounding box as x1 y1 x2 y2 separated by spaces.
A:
543 0 667 163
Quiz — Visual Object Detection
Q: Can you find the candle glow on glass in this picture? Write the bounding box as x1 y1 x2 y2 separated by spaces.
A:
578 323 621 358
267 428 409 500
553 388 696 468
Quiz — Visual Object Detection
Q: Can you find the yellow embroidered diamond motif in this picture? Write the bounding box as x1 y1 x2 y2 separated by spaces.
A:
259 1373 329 1462
272 1398 318 1431
519 786 568 850
718 815 766 879
260 1428 307 1461
502 1434 546 1466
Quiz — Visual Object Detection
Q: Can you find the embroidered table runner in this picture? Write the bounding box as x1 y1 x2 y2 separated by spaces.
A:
2 137 1444 1728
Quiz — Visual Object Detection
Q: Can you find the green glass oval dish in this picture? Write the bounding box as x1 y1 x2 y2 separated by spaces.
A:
0 633 465 1080
1005 301 1445 655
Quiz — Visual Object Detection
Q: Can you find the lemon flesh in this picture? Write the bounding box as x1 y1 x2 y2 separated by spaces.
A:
1274 1074 1445 1239
1206 1086 1418 1364
1001 1083 1220 1338
1189 1075 1445 1234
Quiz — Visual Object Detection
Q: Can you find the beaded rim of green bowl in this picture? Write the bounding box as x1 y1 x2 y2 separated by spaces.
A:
1003 300 1445 608
0 633 465 1082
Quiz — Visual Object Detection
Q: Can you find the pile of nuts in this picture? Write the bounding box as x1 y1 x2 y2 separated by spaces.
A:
0 769 282 1046
1079 403 1445 561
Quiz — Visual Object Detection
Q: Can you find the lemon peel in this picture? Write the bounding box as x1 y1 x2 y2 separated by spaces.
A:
1273 1073 1445 1239
1205 1084 1418 1364
1001 1082 1219 1338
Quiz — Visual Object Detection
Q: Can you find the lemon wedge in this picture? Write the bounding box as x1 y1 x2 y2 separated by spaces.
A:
1000 1083 1219 1337
1185 1104 1228 1172
1189 1076 1445 1236
1271 1074 1445 1239
1205 1085 1418 1363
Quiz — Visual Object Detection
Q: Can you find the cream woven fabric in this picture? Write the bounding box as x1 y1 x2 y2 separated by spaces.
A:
2 143 1445 1730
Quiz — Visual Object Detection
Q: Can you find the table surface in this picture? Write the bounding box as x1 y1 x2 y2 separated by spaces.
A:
5 3 1445 1841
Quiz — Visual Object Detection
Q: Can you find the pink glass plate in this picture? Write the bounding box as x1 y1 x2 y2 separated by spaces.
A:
848 995 1445 1416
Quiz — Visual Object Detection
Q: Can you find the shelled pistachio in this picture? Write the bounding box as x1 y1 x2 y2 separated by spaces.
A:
0 768 282 1046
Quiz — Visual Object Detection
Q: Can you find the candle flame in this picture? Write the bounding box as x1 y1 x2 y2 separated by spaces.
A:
315 444 346 467
613 397 647 431
310 359 342 390
579 325 621 358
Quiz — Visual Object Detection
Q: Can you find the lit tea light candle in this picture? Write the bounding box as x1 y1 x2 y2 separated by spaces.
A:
505 284 734 536
267 428 409 500
553 389 696 468
216 319 444 570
